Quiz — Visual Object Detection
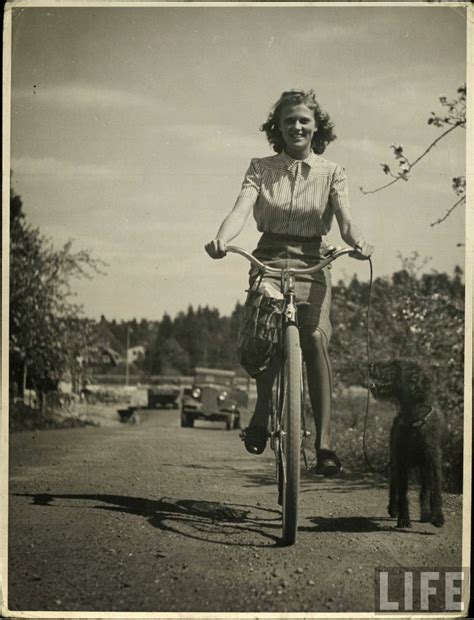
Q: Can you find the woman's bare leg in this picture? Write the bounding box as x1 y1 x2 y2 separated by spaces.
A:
249 355 279 428
300 327 332 451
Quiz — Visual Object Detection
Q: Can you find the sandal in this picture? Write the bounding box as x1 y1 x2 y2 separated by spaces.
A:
312 449 343 477
240 426 268 455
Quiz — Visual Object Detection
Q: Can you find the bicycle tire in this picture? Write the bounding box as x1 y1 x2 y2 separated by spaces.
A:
279 323 302 545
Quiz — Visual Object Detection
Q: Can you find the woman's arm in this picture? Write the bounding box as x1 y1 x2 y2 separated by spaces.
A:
205 196 254 259
335 208 374 257
330 165 374 258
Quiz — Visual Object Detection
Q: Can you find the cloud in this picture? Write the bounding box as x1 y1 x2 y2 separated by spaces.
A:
12 83 153 110
153 122 266 157
342 137 388 158
10 155 122 179
293 23 366 44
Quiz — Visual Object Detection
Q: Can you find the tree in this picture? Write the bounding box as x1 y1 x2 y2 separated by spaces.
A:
136 303 245 376
360 84 466 227
9 188 105 398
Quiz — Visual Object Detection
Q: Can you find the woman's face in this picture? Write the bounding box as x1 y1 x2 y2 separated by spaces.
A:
278 103 317 158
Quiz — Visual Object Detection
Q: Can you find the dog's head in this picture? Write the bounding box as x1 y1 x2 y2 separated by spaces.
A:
369 359 431 405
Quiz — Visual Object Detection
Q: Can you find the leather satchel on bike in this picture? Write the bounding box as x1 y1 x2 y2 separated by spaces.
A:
237 289 285 377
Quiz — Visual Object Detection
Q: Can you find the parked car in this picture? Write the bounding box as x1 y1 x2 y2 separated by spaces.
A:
148 383 181 409
181 367 247 430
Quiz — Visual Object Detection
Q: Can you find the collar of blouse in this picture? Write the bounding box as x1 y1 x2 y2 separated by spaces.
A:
279 150 319 170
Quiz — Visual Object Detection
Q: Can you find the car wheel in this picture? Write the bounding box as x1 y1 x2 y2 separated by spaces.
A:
233 414 241 430
181 412 194 428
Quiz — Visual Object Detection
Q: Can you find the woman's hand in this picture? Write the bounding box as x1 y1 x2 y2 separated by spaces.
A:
351 241 375 260
205 238 227 259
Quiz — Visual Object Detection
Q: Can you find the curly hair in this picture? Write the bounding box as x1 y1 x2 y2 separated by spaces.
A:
369 359 433 406
260 89 336 155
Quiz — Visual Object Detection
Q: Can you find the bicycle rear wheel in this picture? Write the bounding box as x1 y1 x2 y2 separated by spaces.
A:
278 323 302 545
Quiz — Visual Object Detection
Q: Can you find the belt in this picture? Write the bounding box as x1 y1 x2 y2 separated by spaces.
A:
260 232 323 244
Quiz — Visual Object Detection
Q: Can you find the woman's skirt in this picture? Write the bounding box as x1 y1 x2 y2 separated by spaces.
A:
248 232 332 341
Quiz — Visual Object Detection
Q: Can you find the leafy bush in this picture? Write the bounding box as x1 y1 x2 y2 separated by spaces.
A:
9 401 98 432
302 390 463 493
328 260 464 492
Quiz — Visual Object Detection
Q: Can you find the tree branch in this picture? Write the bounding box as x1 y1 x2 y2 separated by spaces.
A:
359 177 401 195
410 121 464 168
430 195 465 227
360 121 464 195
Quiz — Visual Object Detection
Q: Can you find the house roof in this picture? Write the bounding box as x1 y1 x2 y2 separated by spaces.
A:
92 320 126 356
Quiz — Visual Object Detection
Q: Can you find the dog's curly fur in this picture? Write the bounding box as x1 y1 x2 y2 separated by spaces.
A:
369 359 444 528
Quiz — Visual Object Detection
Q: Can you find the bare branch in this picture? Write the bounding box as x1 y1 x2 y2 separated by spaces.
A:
360 121 464 195
410 122 464 167
430 195 465 227
359 177 401 195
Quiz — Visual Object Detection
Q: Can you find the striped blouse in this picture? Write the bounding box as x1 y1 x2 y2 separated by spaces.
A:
237 151 351 238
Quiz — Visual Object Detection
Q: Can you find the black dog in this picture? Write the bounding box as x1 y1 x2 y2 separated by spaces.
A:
369 359 444 528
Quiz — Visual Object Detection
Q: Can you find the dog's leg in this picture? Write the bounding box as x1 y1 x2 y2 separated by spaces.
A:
388 434 399 518
419 462 431 522
397 460 411 528
388 463 399 518
429 446 444 527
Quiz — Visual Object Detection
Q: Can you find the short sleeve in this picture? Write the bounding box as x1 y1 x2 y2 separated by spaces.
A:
329 164 351 213
237 158 261 203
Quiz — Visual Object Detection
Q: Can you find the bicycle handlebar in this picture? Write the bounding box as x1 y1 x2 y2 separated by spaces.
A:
226 245 356 275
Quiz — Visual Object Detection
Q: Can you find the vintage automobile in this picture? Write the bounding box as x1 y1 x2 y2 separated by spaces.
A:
181 367 248 430
148 381 181 409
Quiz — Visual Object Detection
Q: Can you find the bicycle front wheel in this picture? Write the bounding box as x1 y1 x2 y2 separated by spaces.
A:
279 323 302 546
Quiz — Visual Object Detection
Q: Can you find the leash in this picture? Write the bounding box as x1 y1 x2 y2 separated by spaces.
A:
361 257 391 475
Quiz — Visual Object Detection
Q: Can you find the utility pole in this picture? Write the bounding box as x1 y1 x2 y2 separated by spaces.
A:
125 324 130 387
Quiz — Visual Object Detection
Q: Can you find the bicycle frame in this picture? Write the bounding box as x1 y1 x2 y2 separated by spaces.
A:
226 244 356 544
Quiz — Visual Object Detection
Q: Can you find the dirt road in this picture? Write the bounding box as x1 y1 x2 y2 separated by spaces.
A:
7 408 464 614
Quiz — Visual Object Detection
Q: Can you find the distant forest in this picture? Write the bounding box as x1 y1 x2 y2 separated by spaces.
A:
105 303 245 376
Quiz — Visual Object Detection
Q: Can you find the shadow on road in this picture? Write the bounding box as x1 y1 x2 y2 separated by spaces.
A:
160 461 277 488
14 493 283 548
160 462 390 493
300 471 388 493
302 515 435 536
301 515 389 533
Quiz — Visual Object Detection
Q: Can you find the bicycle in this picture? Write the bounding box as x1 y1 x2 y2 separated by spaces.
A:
226 244 360 545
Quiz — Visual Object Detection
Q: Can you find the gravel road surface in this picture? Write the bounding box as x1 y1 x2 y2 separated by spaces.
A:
8 408 464 614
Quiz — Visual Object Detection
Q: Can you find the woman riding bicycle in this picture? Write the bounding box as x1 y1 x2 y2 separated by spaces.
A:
205 89 374 476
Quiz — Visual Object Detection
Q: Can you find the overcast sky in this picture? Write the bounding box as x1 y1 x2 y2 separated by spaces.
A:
9 4 467 321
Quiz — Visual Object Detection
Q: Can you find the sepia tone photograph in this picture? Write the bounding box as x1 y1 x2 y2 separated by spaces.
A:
2 1 471 616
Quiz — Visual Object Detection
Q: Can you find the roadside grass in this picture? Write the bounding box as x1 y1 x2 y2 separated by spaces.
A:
331 393 394 475
303 391 463 493
9 400 127 432
301 392 394 474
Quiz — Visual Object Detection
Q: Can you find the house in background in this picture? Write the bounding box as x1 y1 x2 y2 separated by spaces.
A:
80 319 124 375
127 345 145 364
